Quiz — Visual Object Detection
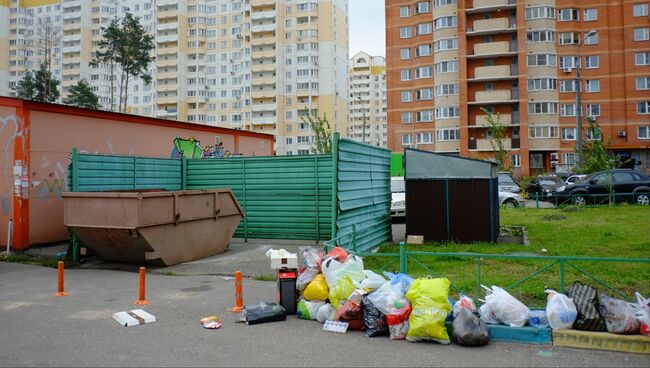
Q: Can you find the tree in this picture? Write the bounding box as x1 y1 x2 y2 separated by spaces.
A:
301 109 333 154
481 107 509 170
63 79 100 109
33 62 60 102
33 17 60 96
578 118 618 174
91 17 121 111
12 71 37 100
117 13 154 113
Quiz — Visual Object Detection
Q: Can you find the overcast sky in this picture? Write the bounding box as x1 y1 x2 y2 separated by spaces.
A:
349 0 385 57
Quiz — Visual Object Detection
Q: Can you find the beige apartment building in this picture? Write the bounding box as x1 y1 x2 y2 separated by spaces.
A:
386 0 650 177
1 0 350 156
348 51 387 147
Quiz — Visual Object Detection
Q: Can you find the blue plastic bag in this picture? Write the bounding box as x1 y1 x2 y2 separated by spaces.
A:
383 272 414 295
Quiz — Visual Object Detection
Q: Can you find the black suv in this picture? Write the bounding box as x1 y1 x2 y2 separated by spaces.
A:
549 169 650 206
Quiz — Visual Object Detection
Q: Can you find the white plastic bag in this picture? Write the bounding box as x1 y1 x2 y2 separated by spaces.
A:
479 303 499 325
482 285 530 327
296 267 319 291
316 303 337 324
359 270 386 291
452 293 477 318
545 289 577 330
367 281 410 316
632 292 650 336
321 255 365 288
599 293 640 334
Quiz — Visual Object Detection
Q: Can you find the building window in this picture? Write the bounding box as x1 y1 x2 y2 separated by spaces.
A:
529 126 559 138
587 127 602 141
415 1 431 14
416 132 433 144
637 77 650 90
584 8 598 21
636 52 650 65
402 134 413 145
435 60 459 73
528 78 557 91
561 104 577 117
562 153 576 166
434 38 458 52
528 102 558 115
528 30 556 43
585 55 599 69
435 0 456 7
416 22 433 35
559 32 580 45
638 126 650 139
415 66 432 79
400 69 412 81
400 48 411 60
416 110 434 122
402 112 413 124
511 154 521 167
434 83 458 96
585 80 600 93
558 8 579 21
527 54 557 67
435 128 460 141
416 88 434 100
435 106 460 119
638 101 650 115
525 6 555 20
400 27 412 38
401 91 412 102
634 28 649 41
416 44 432 57
633 4 649 17
434 16 457 30
399 6 410 18
560 80 581 92
584 31 598 45
562 128 576 141
559 56 580 69
586 104 601 117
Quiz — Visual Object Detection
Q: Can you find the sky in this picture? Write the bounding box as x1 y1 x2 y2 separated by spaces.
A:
349 0 386 57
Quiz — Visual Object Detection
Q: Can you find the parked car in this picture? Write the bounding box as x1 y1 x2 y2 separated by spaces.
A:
498 172 520 193
390 176 405 218
499 191 525 208
548 169 650 206
525 176 566 197
565 174 587 186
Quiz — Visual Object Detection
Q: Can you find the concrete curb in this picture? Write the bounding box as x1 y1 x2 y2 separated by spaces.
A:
553 330 650 355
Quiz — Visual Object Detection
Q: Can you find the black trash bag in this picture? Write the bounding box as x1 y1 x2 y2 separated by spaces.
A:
566 281 605 332
242 302 287 325
362 295 389 337
451 308 489 347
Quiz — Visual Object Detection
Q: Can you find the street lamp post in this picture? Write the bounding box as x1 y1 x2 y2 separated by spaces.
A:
576 30 597 171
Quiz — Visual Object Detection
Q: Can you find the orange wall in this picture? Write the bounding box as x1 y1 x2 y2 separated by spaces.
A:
0 105 17 248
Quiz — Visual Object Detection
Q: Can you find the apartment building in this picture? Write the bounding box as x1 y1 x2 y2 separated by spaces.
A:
1 0 350 156
348 51 387 147
386 0 650 177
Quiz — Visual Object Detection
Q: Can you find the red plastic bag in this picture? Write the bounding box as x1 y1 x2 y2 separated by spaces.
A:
335 300 365 331
325 247 349 263
386 306 412 340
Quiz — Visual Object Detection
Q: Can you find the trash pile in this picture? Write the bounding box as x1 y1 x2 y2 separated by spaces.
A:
287 247 650 344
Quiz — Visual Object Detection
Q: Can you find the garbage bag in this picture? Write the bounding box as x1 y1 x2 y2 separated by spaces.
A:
528 310 549 329
316 303 337 324
242 302 286 325
303 274 329 301
359 270 386 291
566 281 605 331
453 293 478 318
322 255 364 289
383 271 414 295
362 295 389 337
405 278 452 344
545 289 577 330
451 308 489 347
298 246 324 269
599 293 640 334
335 300 365 331
325 246 349 263
367 281 411 316
482 285 530 327
329 275 357 309
297 300 325 320
446 297 455 322
386 306 411 340
479 303 500 325
632 292 650 336
296 267 319 292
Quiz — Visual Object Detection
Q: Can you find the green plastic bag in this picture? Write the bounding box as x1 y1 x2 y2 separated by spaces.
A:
329 275 356 309
303 274 329 301
405 277 452 344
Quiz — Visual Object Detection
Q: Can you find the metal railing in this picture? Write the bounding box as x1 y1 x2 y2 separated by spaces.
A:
531 191 650 208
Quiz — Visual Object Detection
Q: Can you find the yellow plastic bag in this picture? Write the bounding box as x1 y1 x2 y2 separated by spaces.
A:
405 277 452 344
303 274 329 301
328 274 356 309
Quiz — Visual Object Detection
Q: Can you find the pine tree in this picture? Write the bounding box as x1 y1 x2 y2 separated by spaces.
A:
33 62 60 102
118 13 155 113
63 79 100 109
91 17 121 111
12 71 37 100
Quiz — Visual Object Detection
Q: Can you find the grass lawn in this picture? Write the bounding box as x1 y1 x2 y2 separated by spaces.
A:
366 205 650 307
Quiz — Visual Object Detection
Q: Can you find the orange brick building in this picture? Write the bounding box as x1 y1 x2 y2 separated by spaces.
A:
386 0 650 177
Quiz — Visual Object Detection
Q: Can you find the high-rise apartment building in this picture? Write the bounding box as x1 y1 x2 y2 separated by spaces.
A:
1 0 350 156
348 51 387 147
386 0 650 177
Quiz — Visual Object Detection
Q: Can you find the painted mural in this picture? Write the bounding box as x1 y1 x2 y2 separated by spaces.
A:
171 137 233 159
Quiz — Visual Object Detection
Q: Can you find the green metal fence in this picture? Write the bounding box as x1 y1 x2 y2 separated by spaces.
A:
533 192 650 208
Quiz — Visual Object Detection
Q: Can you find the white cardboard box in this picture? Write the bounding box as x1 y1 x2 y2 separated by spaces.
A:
270 254 298 269
112 309 156 327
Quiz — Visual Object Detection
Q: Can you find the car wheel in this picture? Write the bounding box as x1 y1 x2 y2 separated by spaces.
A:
573 195 587 206
503 199 517 208
635 193 650 206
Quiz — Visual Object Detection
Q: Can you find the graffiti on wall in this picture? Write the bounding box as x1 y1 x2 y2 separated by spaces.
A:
33 159 67 199
1 115 20 214
170 137 233 159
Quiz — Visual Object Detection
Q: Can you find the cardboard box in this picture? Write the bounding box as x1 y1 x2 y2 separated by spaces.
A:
270 254 298 269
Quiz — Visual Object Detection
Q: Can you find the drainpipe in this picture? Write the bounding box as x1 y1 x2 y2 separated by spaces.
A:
6 219 13 254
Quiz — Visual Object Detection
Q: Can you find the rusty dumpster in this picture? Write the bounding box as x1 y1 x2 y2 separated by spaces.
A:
63 189 244 266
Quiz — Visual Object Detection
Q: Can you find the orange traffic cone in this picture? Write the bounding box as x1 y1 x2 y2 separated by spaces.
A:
228 271 244 312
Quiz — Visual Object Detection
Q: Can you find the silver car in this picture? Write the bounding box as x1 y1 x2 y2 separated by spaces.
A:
390 177 405 218
499 191 525 207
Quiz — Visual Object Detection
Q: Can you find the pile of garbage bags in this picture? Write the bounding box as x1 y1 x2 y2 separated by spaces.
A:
295 246 650 343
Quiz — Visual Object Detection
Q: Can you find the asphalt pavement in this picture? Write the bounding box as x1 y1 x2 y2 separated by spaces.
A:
1 262 648 367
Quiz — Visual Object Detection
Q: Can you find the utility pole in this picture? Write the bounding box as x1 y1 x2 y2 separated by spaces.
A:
576 30 597 171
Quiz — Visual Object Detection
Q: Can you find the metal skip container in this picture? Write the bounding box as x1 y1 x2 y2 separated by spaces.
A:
63 189 244 266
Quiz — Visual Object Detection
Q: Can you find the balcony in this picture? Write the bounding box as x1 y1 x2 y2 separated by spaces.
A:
251 90 276 99
252 49 276 59
252 103 277 112
251 116 276 125
62 23 81 31
62 45 81 54
61 12 81 21
252 35 275 46
469 138 512 151
251 77 276 86
251 10 276 20
157 96 178 105
157 10 177 20
62 0 82 8
156 59 178 67
252 0 275 7
469 90 518 105
469 65 517 82
251 64 276 73
467 17 516 36
473 114 512 128
62 34 82 42
157 0 178 7
157 22 178 31
156 109 177 117
157 72 177 80
251 23 276 33
157 35 178 43
529 138 559 151
470 41 517 59
436 141 460 153
467 0 516 14
156 84 178 93
157 47 178 56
